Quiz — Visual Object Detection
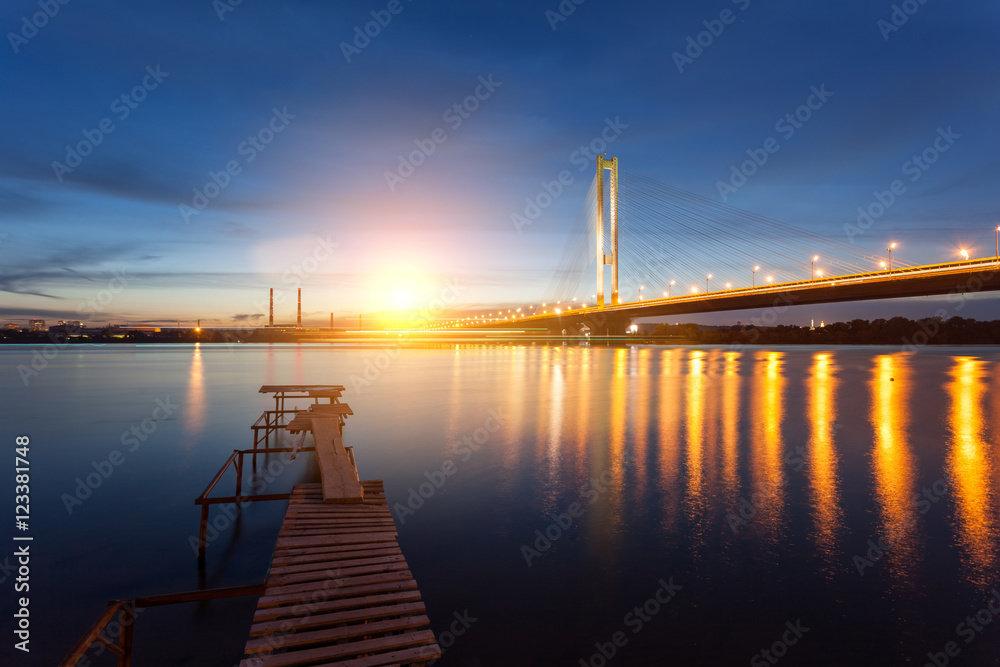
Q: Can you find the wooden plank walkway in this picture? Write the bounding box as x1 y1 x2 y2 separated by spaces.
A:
287 406 364 503
241 482 440 667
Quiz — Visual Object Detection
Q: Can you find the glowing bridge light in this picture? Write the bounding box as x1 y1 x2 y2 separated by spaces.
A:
960 248 969 260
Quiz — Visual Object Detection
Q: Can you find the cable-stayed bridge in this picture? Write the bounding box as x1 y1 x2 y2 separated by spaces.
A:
431 156 1000 335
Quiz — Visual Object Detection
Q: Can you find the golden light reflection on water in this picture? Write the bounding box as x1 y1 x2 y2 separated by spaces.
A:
658 348 683 531
456 344 1000 581
685 350 706 524
593 348 629 480
870 354 920 583
498 346 526 491
749 350 785 541
720 351 741 510
807 352 842 568
180 343 205 448
632 347 652 501
946 356 998 586
703 351 722 508
547 356 565 468
573 347 592 490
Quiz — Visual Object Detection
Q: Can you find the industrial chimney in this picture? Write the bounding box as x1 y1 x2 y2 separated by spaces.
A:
297 288 302 328
269 288 274 327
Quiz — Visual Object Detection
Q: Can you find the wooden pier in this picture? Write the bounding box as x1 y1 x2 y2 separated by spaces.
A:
239 386 440 666
62 384 440 667
241 481 440 666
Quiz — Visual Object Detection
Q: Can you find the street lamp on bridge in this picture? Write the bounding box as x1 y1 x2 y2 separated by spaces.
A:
811 255 819 279
639 285 644 300
706 274 712 292
996 226 999 261
752 266 760 287
669 280 675 297
960 248 969 260
887 242 897 270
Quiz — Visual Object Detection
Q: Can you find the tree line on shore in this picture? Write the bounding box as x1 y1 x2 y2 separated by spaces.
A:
648 316 1000 345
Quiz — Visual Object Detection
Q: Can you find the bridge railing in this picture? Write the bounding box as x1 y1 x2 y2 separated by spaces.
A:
504 256 1000 321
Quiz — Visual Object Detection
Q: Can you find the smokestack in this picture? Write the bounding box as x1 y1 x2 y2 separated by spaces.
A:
297 288 302 328
269 288 274 327
330 312 334 329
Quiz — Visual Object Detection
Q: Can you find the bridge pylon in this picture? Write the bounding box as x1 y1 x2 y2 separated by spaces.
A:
596 155 619 306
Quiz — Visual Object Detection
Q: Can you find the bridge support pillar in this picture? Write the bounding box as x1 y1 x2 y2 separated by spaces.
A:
596 155 619 307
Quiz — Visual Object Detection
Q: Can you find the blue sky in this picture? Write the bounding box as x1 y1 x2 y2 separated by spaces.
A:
2 0 999 326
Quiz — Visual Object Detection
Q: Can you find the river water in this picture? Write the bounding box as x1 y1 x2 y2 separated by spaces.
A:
1 343 999 666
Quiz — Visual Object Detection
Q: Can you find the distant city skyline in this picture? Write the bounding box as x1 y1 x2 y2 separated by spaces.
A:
2 1 999 326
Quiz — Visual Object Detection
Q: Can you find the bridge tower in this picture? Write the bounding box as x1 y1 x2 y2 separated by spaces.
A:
596 155 619 306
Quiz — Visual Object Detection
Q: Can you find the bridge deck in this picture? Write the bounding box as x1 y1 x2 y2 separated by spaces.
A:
241 481 441 666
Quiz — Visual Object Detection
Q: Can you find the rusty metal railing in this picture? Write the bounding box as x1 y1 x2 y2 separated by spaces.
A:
193 445 315 560
61 584 265 666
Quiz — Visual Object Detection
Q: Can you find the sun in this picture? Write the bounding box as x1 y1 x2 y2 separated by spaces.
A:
393 289 416 310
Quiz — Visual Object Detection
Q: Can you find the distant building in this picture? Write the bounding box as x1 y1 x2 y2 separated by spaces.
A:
28 319 45 332
5 323 19 330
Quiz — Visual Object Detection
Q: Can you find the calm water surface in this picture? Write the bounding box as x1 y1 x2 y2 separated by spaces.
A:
2 343 999 666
